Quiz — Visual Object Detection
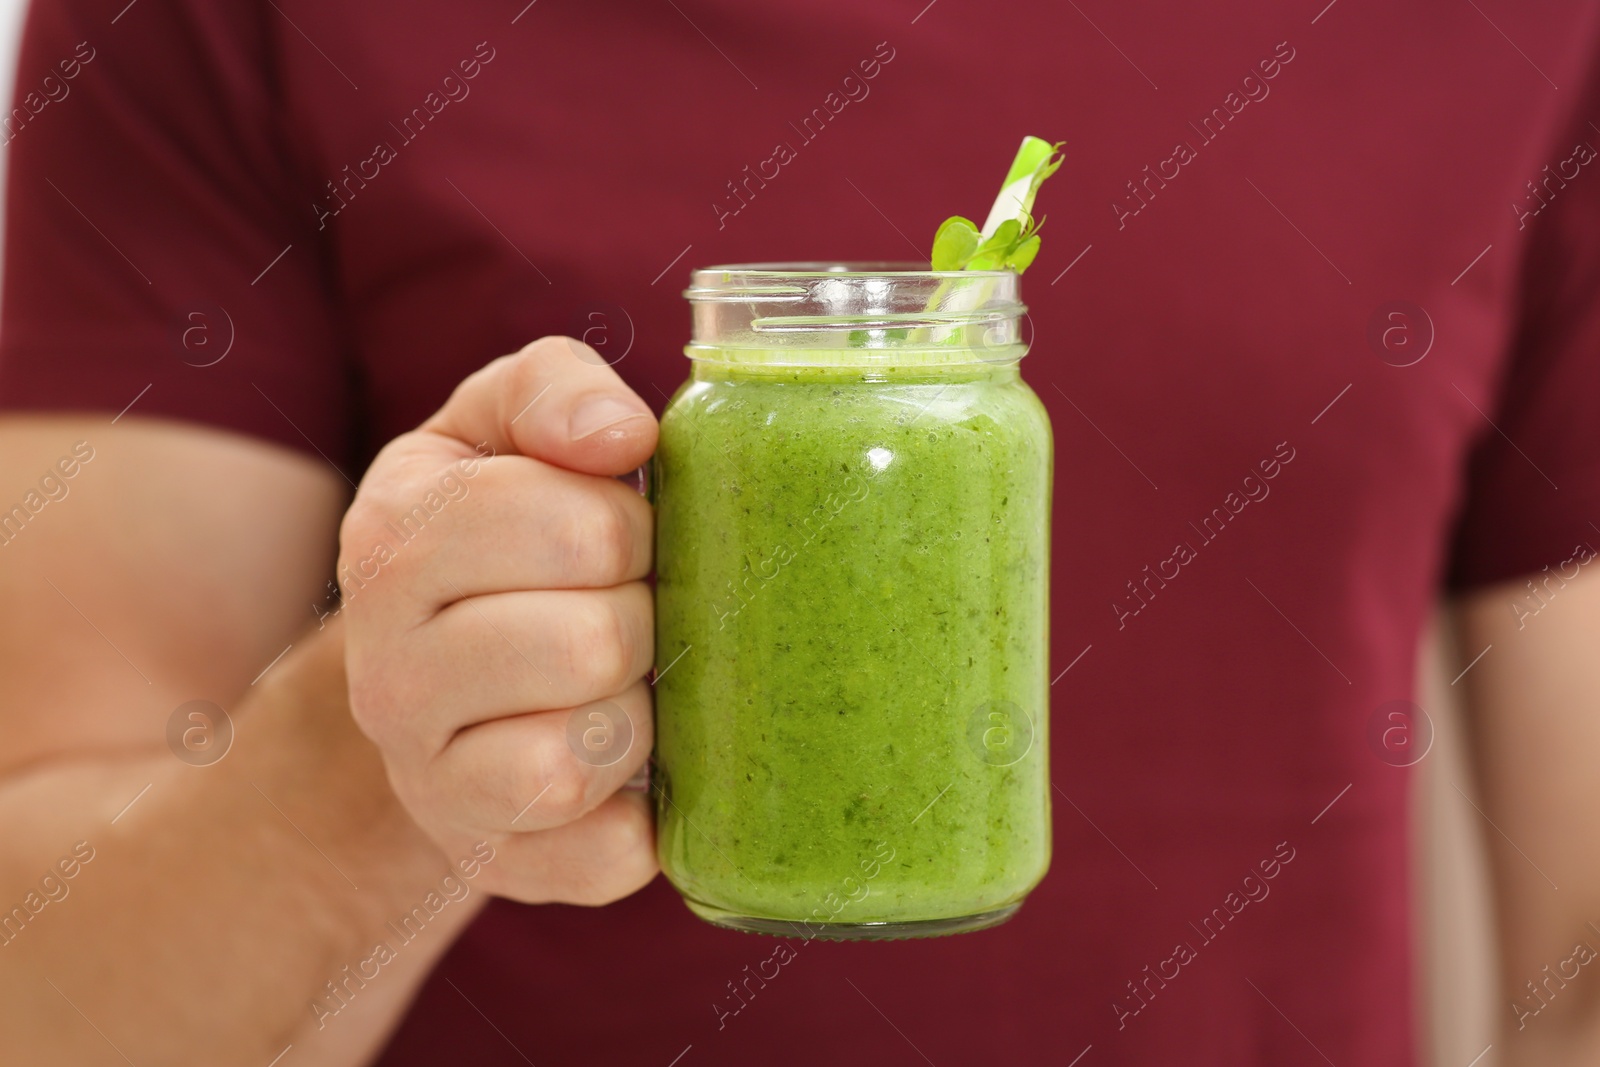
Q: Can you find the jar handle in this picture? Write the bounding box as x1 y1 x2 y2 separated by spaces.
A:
617 458 653 504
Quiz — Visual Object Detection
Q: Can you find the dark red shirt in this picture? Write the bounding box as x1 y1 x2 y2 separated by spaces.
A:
5 1 1600 1063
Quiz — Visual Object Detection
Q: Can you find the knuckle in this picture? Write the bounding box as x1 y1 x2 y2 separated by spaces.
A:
344 654 421 752
340 468 424 574
340 450 466 596
337 495 385 570
515 335 567 360
502 340 565 396
336 497 415 600
606 797 656 858
562 596 633 694
569 807 656 905
504 347 545 395
484 800 656 906
343 666 390 738
528 750 592 826
563 495 635 583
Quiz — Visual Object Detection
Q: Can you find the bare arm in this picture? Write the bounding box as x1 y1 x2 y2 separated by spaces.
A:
1457 558 1600 1063
0 339 660 1064
0 415 470 1064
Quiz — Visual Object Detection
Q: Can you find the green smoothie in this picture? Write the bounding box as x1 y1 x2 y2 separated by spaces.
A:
654 354 1053 935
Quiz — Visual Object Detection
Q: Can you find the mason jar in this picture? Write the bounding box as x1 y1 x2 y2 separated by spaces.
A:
653 263 1053 940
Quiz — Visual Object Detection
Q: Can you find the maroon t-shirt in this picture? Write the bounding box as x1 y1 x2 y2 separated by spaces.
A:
5 0 1600 1063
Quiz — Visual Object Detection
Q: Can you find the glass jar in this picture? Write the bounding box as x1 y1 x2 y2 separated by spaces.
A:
653 263 1053 940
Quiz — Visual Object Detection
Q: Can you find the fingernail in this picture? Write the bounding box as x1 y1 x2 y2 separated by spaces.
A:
569 396 647 441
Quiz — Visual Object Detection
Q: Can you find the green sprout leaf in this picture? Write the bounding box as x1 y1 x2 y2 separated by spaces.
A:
931 216 982 271
931 136 1064 274
1007 233 1041 273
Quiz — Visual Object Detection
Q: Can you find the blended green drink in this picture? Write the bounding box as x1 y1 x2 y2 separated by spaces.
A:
653 264 1053 939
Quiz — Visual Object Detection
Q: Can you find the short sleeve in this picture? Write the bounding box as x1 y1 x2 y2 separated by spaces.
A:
1447 55 1600 590
0 0 353 468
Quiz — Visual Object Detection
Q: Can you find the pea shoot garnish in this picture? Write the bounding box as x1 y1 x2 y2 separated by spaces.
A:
931 136 1064 274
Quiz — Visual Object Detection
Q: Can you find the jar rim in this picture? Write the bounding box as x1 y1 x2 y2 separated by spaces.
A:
690 261 1016 282
683 260 1028 366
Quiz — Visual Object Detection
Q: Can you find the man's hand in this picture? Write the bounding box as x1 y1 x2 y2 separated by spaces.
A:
339 337 660 905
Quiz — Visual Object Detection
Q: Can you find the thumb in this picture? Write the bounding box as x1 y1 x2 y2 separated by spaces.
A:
421 337 657 475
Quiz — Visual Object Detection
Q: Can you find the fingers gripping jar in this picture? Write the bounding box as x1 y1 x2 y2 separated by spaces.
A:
653 263 1052 940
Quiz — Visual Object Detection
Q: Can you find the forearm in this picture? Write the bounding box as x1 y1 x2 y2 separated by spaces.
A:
1503 1021 1600 1066
0 623 485 1065
1457 567 1600 1066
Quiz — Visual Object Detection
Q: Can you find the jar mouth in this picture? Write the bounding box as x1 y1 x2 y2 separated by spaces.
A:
690 261 1016 281
685 261 1027 366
